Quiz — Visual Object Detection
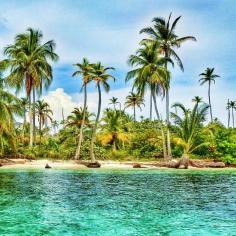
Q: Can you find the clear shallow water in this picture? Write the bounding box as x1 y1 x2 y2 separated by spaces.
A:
0 169 236 236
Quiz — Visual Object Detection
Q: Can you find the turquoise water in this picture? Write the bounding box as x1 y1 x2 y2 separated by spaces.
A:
0 169 236 235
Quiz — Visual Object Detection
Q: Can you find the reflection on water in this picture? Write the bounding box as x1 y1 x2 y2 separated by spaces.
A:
0 169 236 235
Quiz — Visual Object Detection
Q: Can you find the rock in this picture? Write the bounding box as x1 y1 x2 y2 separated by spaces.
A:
87 162 101 168
133 163 142 168
45 163 52 169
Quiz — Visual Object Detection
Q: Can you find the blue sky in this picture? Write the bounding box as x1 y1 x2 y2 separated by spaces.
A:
0 0 236 123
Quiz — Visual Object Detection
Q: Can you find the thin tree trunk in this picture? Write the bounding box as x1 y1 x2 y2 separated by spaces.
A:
62 108 65 126
208 81 213 122
33 88 36 145
166 89 172 159
150 91 152 121
152 92 167 159
232 108 234 128
29 94 33 147
90 83 101 162
134 105 136 121
228 99 230 128
39 116 42 145
165 57 172 159
74 84 87 160
22 107 26 139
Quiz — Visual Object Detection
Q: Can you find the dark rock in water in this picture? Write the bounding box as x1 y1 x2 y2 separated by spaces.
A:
133 163 142 168
45 163 52 169
0 163 2 167
87 162 101 168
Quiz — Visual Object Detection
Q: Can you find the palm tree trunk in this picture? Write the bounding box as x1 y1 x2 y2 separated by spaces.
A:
165 57 172 159
232 108 234 128
39 116 42 145
32 88 36 145
228 99 230 128
208 81 213 122
134 105 136 121
75 84 87 160
22 107 26 138
29 94 33 147
90 83 102 162
152 92 167 159
150 91 152 120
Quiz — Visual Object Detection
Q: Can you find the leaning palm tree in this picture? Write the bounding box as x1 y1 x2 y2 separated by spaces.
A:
89 62 115 162
171 102 209 168
2 28 58 146
140 13 196 158
72 58 93 160
199 67 220 122
125 92 145 121
109 97 121 110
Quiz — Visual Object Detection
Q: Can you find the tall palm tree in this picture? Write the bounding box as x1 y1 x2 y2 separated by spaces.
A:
109 97 121 110
140 13 196 158
126 41 170 120
35 100 53 143
89 62 115 162
2 28 58 147
125 92 145 121
171 101 209 168
199 67 220 122
72 58 94 160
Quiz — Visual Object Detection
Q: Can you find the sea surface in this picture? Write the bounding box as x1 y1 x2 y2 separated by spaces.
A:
0 168 236 236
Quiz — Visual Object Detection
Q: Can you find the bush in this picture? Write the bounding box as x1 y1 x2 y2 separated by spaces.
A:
221 154 236 164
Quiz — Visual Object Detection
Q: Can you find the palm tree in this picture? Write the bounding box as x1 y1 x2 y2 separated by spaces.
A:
35 100 53 143
72 58 93 160
140 13 196 158
199 67 220 122
66 107 94 129
2 28 58 147
109 97 121 110
89 62 115 162
171 101 209 168
192 96 203 105
229 100 236 128
98 110 129 150
125 92 145 121
126 41 170 120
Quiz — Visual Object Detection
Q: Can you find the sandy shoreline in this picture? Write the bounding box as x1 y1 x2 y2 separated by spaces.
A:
0 159 236 170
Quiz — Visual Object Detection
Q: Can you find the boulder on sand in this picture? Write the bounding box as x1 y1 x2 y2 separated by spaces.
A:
87 162 101 168
45 163 52 169
133 163 142 168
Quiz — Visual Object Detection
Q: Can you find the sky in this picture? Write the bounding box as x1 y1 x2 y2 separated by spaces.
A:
0 0 236 124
